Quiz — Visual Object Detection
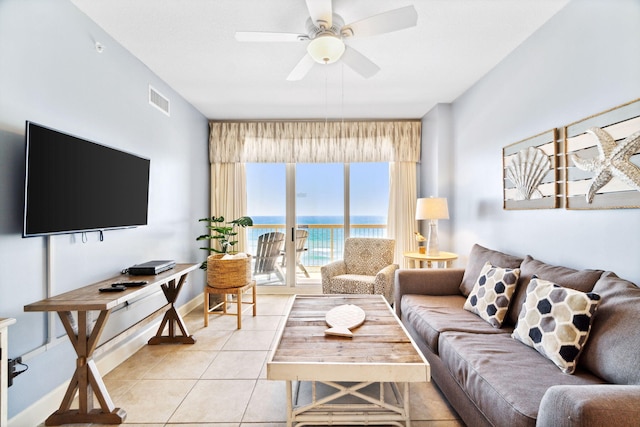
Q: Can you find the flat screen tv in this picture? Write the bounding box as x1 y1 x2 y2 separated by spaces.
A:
23 122 150 237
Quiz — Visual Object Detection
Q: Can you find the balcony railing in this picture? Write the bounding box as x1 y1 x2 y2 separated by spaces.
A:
247 224 386 267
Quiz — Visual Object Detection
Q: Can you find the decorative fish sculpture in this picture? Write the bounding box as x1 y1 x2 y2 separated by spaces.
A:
325 304 366 338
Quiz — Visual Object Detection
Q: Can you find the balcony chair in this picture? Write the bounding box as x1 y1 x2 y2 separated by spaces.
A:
253 231 285 282
321 237 398 304
281 229 310 278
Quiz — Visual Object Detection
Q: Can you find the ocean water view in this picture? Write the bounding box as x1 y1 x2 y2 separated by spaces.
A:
247 215 387 267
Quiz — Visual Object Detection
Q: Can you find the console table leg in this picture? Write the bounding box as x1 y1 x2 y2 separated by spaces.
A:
148 273 196 345
45 310 126 425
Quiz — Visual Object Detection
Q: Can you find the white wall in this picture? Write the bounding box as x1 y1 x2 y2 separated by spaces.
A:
424 0 640 283
419 103 454 250
0 0 209 417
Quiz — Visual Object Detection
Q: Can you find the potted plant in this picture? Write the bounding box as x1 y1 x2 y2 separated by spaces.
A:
197 215 254 266
197 215 254 288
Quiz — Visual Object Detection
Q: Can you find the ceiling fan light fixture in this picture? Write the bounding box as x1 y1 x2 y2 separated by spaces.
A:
307 34 345 64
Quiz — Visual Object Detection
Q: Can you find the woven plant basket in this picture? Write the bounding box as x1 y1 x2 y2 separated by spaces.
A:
206 253 252 289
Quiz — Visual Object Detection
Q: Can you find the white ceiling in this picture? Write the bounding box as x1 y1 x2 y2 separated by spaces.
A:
70 0 569 120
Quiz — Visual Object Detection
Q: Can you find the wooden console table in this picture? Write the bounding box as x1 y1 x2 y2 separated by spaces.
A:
24 263 198 425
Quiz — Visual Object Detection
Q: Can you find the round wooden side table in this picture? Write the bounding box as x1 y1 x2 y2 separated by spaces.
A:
403 251 458 268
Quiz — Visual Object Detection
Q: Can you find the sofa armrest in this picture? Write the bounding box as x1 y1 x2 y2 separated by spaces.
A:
537 384 640 427
394 268 465 317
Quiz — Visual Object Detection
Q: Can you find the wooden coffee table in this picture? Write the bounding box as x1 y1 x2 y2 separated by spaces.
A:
267 294 430 427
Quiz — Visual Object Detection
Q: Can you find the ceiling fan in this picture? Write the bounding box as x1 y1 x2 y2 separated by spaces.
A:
235 0 418 81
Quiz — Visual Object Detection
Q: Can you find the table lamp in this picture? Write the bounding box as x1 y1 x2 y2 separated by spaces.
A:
416 197 449 256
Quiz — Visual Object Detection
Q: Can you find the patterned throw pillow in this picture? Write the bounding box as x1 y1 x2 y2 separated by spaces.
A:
463 262 521 328
512 277 601 374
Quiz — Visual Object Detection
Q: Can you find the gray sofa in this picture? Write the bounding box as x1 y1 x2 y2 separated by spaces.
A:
395 244 640 427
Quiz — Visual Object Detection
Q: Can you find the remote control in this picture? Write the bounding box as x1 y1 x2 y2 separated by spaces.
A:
100 285 126 292
112 281 148 287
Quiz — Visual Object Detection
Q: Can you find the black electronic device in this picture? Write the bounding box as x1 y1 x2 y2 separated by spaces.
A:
112 281 148 287
126 260 176 275
23 121 150 237
99 285 126 292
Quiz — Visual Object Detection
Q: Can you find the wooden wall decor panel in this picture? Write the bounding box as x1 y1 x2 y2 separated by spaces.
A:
503 128 559 210
564 98 640 210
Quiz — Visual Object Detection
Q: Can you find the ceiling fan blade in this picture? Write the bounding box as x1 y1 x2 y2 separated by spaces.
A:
341 46 380 79
342 5 418 38
305 0 333 29
235 31 306 42
287 54 316 81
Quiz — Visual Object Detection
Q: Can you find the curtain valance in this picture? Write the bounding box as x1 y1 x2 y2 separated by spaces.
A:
209 120 421 163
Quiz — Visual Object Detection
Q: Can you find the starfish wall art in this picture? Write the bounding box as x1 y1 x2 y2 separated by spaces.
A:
564 98 640 209
570 127 640 204
503 99 640 211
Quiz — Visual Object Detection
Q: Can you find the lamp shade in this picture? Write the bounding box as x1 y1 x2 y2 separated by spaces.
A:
307 34 345 64
416 197 449 220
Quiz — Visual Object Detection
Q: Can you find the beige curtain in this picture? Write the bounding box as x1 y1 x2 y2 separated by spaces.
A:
210 162 248 253
209 121 420 163
387 162 418 265
209 120 421 262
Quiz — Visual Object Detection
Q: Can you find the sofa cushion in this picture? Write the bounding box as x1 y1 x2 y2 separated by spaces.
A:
438 331 605 427
507 255 603 326
580 271 640 385
459 244 523 296
512 277 601 374
464 262 520 328
401 294 510 354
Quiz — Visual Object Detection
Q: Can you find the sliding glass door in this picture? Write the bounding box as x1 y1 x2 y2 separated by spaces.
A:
247 162 388 288
246 163 286 286
294 163 344 285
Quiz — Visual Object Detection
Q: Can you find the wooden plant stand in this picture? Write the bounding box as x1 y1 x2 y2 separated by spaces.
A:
204 280 256 329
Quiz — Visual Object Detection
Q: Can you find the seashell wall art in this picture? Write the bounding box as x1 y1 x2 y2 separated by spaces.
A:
502 98 640 211
503 129 559 209
505 146 551 200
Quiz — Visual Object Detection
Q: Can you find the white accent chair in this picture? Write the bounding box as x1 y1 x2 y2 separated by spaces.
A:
321 237 398 304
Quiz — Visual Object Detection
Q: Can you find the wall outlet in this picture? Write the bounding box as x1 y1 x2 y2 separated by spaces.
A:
8 357 22 387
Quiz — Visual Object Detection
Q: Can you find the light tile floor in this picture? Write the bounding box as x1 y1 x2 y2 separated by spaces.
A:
45 295 463 427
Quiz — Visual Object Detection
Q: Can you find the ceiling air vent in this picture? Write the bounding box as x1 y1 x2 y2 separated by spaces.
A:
149 85 170 116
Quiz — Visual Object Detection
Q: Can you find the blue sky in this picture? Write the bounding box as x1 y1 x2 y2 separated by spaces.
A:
246 163 389 218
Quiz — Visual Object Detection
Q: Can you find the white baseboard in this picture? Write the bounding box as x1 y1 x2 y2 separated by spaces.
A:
8 295 202 427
